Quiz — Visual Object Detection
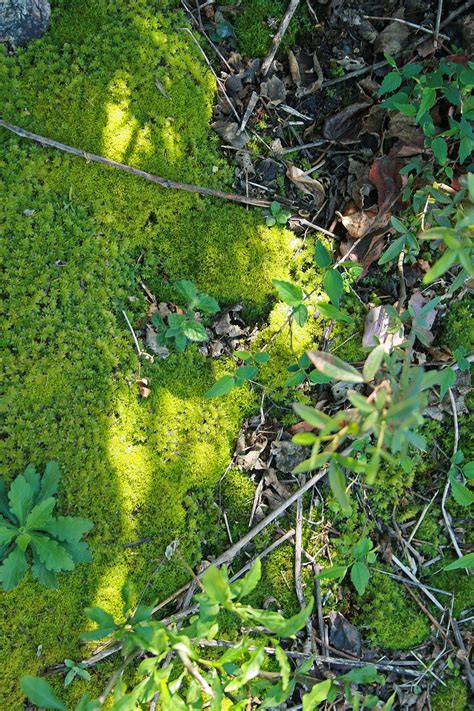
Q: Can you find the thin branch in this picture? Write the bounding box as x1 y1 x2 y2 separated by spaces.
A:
0 120 274 208
364 15 449 41
122 310 142 357
434 0 444 45
261 0 301 75
177 648 214 698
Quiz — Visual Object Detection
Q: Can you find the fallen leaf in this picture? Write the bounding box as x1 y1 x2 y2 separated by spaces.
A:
212 119 249 148
362 305 404 350
369 154 403 213
260 75 286 105
145 325 170 359
374 9 410 55
286 164 325 206
323 102 368 141
340 205 380 239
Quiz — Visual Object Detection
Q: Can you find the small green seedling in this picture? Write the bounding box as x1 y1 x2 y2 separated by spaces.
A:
264 201 291 227
63 659 91 687
151 280 220 352
315 537 377 596
0 462 93 591
204 350 269 398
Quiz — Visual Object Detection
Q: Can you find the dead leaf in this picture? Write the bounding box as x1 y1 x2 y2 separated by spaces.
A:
270 440 311 474
145 325 170 359
369 154 403 213
286 164 325 206
323 102 368 141
212 119 249 148
374 9 410 55
340 205 379 239
260 75 286 105
287 49 301 85
362 305 404 350
408 291 438 344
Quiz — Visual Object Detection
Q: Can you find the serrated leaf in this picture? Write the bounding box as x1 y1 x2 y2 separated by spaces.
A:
182 320 208 342
0 517 18 546
194 293 220 315
293 302 308 326
39 461 61 502
63 540 92 564
450 476 474 507
204 375 235 399
0 546 28 590
23 464 41 498
351 561 370 595
31 554 59 589
378 71 401 95
175 280 198 303
323 269 343 307
25 498 56 531
316 302 353 323
234 365 259 384
308 351 364 383
21 676 67 710
314 240 332 268
41 516 93 542
30 534 75 572
272 279 303 307
8 474 34 525
363 344 385 382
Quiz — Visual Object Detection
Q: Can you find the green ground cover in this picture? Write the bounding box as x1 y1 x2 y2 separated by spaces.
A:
0 0 294 705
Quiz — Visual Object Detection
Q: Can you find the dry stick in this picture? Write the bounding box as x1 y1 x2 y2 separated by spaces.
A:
402 585 454 649
434 0 444 46
392 554 444 611
364 15 450 41
122 310 142 357
0 119 274 209
451 619 474 693
313 562 329 658
441 388 469 566
294 481 314 654
261 0 301 76
238 91 259 135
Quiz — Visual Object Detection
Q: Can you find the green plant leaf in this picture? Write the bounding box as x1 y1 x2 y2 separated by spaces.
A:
293 403 335 431
0 546 28 591
20 676 67 710
323 268 343 307
8 474 33 525
363 344 385 382
0 517 18 546
224 645 265 692
38 461 61 502
314 240 332 268
348 392 376 415
234 365 259 385
350 561 370 595
272 279 303 307
31 555 59 589
443 553 474 570
42 516 93 541
423 249 457 283
316 302 353 323
293 302 308 327
254 352 270 364
449 475 474 507
202 565 231 605
182 320 208 342
292 433 318 445
194 293 220 315
302 679 333 710
378 71 401 95
204 375 236 399
341 665 380 684
382 692 397 710
230 559 261 600
328 462 351 513
416 87 437 122
81 607 117 640
314 565 347 582
463 462 474 480
431 136 448 165
379 235 407 265
175 280 198 303
308 351 364 383
275 645 291 690
459 136 473 163
285 370 306 387
30 534 75 572
25 498 56 531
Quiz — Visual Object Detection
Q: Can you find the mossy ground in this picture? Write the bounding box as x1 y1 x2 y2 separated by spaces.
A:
0 1 295 705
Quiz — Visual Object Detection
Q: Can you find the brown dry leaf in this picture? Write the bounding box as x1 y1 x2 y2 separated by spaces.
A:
363 305 404 350
286 164 325 206
212 119 249 148
369 154 403 213
287 49 301 85
260 75 286 105
323 102 368 141
386 112 418 144
340 205 379 239
374 9 410 55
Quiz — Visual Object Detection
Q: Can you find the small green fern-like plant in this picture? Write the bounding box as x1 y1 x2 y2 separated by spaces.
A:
0 461 93 591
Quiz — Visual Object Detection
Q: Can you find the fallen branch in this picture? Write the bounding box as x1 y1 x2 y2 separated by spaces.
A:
261 0 301 76
0 119 274 208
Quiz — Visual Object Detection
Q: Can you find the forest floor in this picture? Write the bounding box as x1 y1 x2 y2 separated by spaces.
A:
0 0 473 709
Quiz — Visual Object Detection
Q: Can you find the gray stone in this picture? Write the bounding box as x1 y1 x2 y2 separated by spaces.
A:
1 0 50 46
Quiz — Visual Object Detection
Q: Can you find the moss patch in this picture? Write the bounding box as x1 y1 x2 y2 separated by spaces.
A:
0 0 294 705
234 0 312 58
431 678 468 711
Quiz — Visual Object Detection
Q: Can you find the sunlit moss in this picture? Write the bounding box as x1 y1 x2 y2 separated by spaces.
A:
432 677 468 711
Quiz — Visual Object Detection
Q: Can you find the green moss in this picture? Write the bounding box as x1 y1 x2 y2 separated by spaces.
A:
0 0 295 705
355 572 430 650
431 678 468 711
430 566 474 618
437 296 474 352
234 0 312 57
221 468 256 541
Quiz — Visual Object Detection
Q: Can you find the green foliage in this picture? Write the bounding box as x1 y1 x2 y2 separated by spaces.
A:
204 350 269 398
0 463 93 591
264 201 291 227
315 538 376 596
63 660 91 688
431 677 468 711
234 0 312 58
379 56 474 170
151 280 220 352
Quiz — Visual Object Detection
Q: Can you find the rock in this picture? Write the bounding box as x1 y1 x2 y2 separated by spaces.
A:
0 0 51 46
329 611 362 657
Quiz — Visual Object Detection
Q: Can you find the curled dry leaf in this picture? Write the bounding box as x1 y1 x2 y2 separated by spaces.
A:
323 102 369 141
286 164 325 207
260 75 286 105
368 154 403 213
340 205 379 239
212 119 249 148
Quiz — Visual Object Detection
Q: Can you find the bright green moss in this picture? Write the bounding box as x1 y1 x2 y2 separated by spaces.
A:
0 1 295 706
431 678 468 711
234 0 312 58
355 572 430 650
430 566 474 618
221 468 256 541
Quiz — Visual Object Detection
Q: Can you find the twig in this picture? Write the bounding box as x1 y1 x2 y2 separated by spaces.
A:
261 0 301 76
177 648 214 697
122 310 142 357
451 619 474 693
392 554 444 611
434 0 444 45
441 0 474 26
397 250 406 313
0 120 274 208
294 480 314 653
313 563 328 657
296 217 339 240
238 91 259 135
403 584 452 645
364 15 449 41
441 388 467 564
408 491 438 544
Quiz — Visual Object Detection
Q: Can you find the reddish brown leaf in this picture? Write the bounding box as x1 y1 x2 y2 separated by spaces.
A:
369 154 403 213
